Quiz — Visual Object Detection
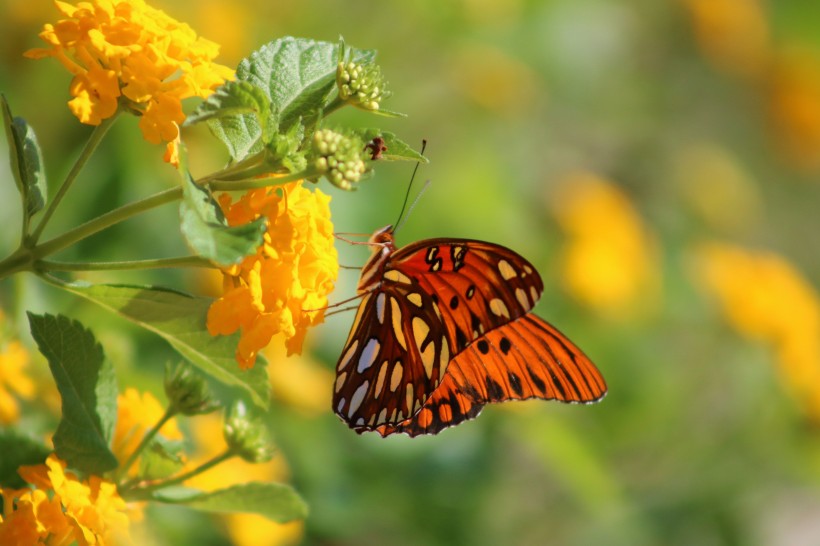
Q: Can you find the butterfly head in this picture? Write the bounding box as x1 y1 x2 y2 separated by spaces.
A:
368 225 396 248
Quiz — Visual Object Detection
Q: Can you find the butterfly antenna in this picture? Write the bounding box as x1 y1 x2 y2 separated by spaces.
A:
393 139 428 235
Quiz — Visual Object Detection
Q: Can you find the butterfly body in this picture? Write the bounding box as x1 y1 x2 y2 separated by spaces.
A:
334 226 606 437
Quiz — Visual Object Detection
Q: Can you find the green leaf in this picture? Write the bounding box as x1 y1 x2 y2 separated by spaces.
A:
152 482 308 523
185 80 271 135
209 37 375 161
0 430 51 488
53 281 270 408
27 313 118 475
357 129 429 162
178 151 266 267
139 438 185 481
2 94 47 221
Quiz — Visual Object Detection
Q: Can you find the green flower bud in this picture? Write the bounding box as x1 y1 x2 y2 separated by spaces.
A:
336 60 391 112
311 129 366 190
164 363 219 416
224 401 274 463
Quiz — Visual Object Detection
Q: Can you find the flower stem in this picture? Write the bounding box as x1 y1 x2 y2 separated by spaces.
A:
116 406 177 483
122 449 235 501
38 255 213 272
29 112 120 245
33 186 182 260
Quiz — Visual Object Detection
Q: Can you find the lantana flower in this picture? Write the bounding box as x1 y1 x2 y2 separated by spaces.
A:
207 182 339 369
25 0 234 162
0 454 131 545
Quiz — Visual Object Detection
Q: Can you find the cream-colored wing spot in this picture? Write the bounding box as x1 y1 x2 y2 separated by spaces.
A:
390 362 404 392
335 371 347 393
338 339 358 372
389 297 407 350
384 269 412 285
498 259 517 280
405 383 414 414
407 293 423 307
489 298 510 319
374 361 389 397
515 287 529 309
530 285 540 305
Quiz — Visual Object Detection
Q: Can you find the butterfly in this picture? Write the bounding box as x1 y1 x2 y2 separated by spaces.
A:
333 225 607 437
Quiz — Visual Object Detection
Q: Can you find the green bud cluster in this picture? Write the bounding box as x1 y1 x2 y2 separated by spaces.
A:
312 129 366 190
164 363 219 416
224 402 274 463
336 61 389 111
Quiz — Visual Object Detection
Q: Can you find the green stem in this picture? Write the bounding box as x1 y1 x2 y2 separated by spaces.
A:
208 168 317 191
38 255 213 272
116 406 177 483
33 186 182 260
29 113 120 245
122 449 235 501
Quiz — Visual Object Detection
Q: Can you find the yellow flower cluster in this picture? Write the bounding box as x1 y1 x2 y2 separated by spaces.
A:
25 0 233 161
0 340 35 425
551 171 659 316
0 454 130 545
694 243 820 419
207 182 339 369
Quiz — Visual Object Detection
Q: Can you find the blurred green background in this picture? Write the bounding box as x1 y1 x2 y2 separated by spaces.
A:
3 1 820 545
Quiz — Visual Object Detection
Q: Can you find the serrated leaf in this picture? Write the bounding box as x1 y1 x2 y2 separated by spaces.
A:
139 438 185 481
178 152 266 267
52 281 269 408
152 482 308 523
209 37 375 161
27 313 118 475
2 94 47 221
357 129 428 162
0 430 51 488
185 80 271 132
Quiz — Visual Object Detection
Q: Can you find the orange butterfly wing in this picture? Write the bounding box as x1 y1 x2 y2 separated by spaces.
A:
333 236 607 436
372 314 607 437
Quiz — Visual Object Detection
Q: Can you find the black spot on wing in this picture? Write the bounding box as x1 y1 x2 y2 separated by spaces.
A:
527 365 547 394
508 372 524 397
449 296 459 310
476 340 490 354
486 375 505 400
499 337 511 354
456 329 468 350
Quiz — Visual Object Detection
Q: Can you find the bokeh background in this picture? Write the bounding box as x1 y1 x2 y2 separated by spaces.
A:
3 1 820 545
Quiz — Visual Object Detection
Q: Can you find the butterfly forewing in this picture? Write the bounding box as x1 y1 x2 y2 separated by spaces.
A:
333 273 451 429
389 240 544 354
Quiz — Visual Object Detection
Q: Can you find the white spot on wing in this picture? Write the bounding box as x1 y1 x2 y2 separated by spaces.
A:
348 380 370 417
357 338 380 372
375 292 386 324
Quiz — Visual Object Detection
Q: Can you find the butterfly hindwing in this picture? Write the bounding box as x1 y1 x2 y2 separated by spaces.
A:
370 315 607 437
333 274 450 429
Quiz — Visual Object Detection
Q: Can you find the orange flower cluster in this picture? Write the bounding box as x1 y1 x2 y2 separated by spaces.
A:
207 182 339 369
0 455 130 545
25 0 233 161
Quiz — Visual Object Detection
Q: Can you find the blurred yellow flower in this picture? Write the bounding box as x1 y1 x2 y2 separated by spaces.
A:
112 388 182 475
551 171 660 316
0 454 130 545
185 413 303 546
0 340 35 424
207 182 339 369
265 335 333 416
681 0 771 79
25 0 233 161
768 47 820 172
693 242 820 419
